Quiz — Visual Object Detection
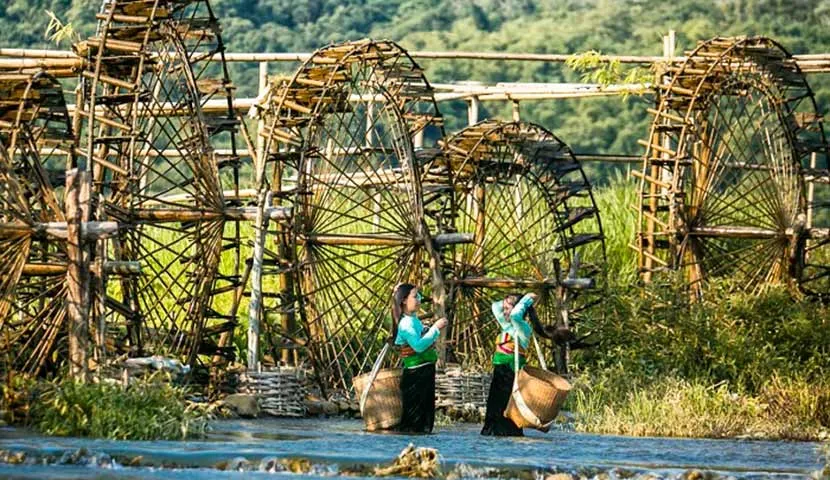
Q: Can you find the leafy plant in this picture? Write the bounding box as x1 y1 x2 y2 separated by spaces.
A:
44 10 79 46
12 375 211 440
565 50 655 98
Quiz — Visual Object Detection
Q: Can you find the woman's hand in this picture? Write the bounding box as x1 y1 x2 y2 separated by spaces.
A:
527 292 538 302
434 318 447 330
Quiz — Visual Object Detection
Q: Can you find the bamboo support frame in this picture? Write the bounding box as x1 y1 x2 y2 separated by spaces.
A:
5 48 830 72
21 261 141 277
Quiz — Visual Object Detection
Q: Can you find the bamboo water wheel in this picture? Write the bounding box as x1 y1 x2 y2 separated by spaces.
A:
76 0 243 367
440 120 606 374
253 40 452 392
635 36 830 299
0 71 77 375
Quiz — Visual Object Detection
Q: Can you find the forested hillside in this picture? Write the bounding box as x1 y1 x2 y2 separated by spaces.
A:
2 0 829 180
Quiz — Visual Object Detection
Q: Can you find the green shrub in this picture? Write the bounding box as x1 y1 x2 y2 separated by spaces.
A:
7 375 210 440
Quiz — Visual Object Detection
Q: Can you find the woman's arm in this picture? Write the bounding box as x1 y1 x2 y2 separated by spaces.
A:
398 316 439 353
508 294 535 347
491 300 511 330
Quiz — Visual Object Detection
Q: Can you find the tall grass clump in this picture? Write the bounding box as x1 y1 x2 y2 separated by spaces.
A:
2 374 210 440
568 371 830 440
591 174 638 285
566 280 830 439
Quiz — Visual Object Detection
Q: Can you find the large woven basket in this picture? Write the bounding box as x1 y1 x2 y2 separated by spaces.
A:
353 368 403 431
505 366 571 430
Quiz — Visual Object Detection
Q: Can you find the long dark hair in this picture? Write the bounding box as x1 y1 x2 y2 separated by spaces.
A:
390 283 416 343
505 292 548 338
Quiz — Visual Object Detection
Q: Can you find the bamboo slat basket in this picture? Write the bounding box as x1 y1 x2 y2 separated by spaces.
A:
353 368 403 431
504 366 571 430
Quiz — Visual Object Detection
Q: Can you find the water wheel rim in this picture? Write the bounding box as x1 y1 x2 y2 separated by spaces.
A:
79 0 236 365
442 120 606 369
637 36 830 298
256 40 444 392
0 72 74 374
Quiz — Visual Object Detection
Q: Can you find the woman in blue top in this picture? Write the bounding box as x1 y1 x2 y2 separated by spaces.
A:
391 283 447 434
481 291 538 436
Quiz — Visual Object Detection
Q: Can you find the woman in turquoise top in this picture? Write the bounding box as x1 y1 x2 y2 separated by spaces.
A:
481 291 538 436
391 283 447 434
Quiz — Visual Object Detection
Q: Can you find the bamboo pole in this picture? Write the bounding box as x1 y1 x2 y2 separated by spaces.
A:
467 96 480 125
0 221 119 240
807 152 817 229
689 226 786 239
4 47 830 71
255 62 268 164
247 191 271 372
93 200 106 369
433 233 474 247
450 277 563 288
21 261 142 277
129 206 291 222
65 169 90 382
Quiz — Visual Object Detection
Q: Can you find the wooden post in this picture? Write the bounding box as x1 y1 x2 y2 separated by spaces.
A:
66 169 91 382
93 196 107 370
807 152 817 229
642 31 674 283
268 144 296 366
471 186 486 271
467 96 480 126
468 184 486 335
248 190 272 372
256 61 268 163
70 85 82 170
367 102 382 231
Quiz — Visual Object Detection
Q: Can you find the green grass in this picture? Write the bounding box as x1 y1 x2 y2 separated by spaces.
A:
567 371 830 440
565 281 830 439
2 374 210 440
590 173 638 284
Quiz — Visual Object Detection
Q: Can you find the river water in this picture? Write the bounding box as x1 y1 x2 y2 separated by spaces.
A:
0 418 825 479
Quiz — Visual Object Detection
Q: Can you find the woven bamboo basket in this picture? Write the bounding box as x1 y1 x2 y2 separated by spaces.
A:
504 366 571 430
353 368 403 431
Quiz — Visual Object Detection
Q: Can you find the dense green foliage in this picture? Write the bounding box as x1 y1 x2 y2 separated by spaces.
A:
570 182 830 439
564 280 830 439
3 0 830 182
1 375 210 440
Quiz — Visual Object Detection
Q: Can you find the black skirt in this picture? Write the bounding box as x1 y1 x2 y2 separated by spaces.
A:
481 363 523 436
396 362 436 434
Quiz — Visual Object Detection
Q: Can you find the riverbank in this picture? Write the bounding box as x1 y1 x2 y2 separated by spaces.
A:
561 284 830 441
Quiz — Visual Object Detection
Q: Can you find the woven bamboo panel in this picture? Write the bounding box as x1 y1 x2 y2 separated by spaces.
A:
435 367 491 409
239 367 307 417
